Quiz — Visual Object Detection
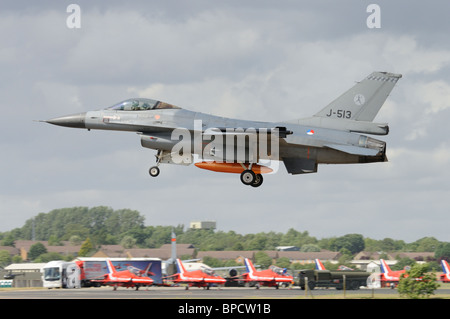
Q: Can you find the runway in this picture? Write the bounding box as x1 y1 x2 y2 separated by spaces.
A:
0 285 440 299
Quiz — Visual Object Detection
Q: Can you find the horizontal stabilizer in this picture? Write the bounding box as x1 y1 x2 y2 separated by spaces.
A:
324 144 380 156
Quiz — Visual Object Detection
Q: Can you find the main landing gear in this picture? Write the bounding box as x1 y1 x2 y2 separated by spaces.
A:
240 165 263 188
148 151 264 187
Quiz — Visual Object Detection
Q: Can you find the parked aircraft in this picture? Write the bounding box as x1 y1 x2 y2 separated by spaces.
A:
238 258 293 289
93 259 154 290
440 260 450 283
379 259 408 288
165 259 226 290
44 71 401 187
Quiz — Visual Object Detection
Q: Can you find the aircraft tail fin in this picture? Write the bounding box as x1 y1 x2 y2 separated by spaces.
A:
314 72 402 122
176 259 187 274
442 260 450 274
244 258 257 274
379 259 392 274
106 259 117 275
315 259 326 270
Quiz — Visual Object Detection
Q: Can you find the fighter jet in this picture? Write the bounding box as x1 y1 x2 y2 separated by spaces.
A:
237 258 293 289
44 71 401 187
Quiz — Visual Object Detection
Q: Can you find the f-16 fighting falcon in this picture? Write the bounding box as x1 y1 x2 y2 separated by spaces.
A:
44 71 401 187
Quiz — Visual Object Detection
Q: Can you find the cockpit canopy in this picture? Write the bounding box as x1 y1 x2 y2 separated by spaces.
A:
269 265 288 275
107 98 181 111
201 266 216 276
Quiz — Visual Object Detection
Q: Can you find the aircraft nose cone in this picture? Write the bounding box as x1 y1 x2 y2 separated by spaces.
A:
46 112 86 128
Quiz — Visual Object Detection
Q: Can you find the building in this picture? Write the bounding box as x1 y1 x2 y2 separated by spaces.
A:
189 221 216 230
13 240 81 260
0 263 46 288
352 251 436 270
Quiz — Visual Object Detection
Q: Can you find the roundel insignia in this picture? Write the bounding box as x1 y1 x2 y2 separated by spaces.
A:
354 94 365 106
307 129 315 135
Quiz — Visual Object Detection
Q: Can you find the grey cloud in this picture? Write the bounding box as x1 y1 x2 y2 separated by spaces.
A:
1 1 449 243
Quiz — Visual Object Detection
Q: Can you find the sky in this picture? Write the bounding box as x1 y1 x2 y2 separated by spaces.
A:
1 1 449 242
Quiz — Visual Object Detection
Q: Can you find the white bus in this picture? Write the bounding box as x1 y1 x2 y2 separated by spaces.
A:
42 261 81 288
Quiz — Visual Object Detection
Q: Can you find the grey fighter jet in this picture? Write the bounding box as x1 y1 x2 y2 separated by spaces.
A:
45 71 401 187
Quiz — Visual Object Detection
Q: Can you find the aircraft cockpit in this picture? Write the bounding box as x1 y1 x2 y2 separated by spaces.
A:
127 266 142 277
107 98 181 111
201 266 216 276
269 265 288 276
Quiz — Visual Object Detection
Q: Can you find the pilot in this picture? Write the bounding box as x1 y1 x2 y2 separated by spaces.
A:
131 100 140 110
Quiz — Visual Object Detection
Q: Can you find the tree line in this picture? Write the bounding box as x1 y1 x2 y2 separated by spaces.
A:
1 206 450 263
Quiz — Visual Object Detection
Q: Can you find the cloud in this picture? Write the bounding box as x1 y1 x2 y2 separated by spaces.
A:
421 81 450 114
1 2 450 243
381 36 450 74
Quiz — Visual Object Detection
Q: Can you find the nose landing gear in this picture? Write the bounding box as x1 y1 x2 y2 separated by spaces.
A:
149 150 163 177
149 166 160 177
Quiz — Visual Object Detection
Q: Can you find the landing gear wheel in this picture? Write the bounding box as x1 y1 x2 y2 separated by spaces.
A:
251 174 263 187
149 166 160 177
240 170 256 185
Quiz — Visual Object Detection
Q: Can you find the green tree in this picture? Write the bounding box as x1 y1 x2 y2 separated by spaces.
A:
410 237 440 252
330 234 365 254
79 238 94 257
247 234 268 250
34 252 66 263
0 250 12 267
338 248 353 264
28 242 47 260
254 251 272 269
393 257 415 271
300 244 321 252
275 257 291 268
397 264 439 299
202 256 223 268
1 234 15 247
435 243 450 260
48 235 62 246
120 235 137 249
379 238 405 252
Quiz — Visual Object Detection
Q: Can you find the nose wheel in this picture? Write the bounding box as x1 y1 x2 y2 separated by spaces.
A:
149 150 163 177
149 166 160 177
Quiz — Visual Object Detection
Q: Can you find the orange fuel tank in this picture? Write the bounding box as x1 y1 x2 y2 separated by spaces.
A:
195 161 273 174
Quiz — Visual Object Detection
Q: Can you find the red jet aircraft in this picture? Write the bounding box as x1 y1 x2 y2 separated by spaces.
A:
165 259 226 290
239 258 293 289
93 259 154 290
440 260 450 283
379 259 408 288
